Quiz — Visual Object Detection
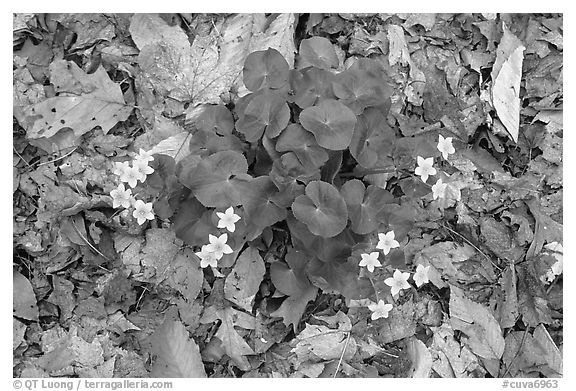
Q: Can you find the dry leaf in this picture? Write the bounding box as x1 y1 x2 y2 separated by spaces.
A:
491 23 525 142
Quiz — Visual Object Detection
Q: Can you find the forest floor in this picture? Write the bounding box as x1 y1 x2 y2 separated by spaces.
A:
13 13 562 378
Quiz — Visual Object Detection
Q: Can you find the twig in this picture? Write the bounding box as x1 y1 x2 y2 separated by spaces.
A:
37 146 78 167
13 146 33 169
440 223 503 272
333 331 352 378
70 219 112 262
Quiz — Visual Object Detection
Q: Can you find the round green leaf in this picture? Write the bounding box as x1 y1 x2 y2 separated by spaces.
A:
276 123 329 169
287 214 357 263
240 176 287 229
236 90 290 142
269 154 317 207
289 67 336 108
180 151 252 207
243 48 290 92
298 37 339 70
340 179 394 234
332 59 393 114
189 104 234 135
299 99 357 150
349 107 396 169
292 180 348 237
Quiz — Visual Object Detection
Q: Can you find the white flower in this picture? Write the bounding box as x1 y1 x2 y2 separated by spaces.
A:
113 161 131 177
368 300 393 320
216 207 241 233
196 245 219 268
437 135 455 160
132 199 155 225
359 252 382 273
132 158 155 178
120 165 146 188
414 156 436 183
413 264 430 287
134 148 154 164
431 178 448 200
206 233 233 260
109 183 133 209
376 231 400 255
384 269 411 296
542 242 563 283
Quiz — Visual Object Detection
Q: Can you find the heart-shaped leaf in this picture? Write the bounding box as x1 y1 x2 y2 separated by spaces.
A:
276 123 329 169
243 48 290 92
236 90 290 142
179 151 252 207
298 37 339 70
270 247 312 296
340 179 394 234
173 197 219 247
332 58 393 114
287 215 357 263
299 99 357 150
240 176 288 229
289 67 336 108
349 107 396 169
188 104 234 136
306 257 374 300
270 153 320 206
292 180 348 238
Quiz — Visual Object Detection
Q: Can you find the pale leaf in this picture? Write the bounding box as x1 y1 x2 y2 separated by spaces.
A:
491 23 525 143
150 319 206 377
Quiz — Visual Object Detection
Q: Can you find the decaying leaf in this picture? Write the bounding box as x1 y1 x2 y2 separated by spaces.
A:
130 13 296 104
23 60 132 141
491 23 525 142
406 336 433 378
290 311 357 365
200 305 256 371
224 247 266 312
502 324 562 377
13 270 39 321
150 318 206 377
449 285 504 376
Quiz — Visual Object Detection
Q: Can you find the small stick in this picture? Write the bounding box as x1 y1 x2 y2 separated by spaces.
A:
333 331 352 378
37 146 78 167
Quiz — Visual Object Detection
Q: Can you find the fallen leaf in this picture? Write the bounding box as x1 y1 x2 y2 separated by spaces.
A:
224 247 266 312
23 60 132 141
406 336 432 378
491 23 525 142
291 311 356 364
449 285 504 376
502 325 562 377
496 265 519 329
525 197 563 259
200 305 256 371
13 318 27 350
516 261 553 327
130 13 296 104
150 318 206 377
13 269 39 321
429 321 486 378
164 248 204 302
413 242 478 288
271 285 318 330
